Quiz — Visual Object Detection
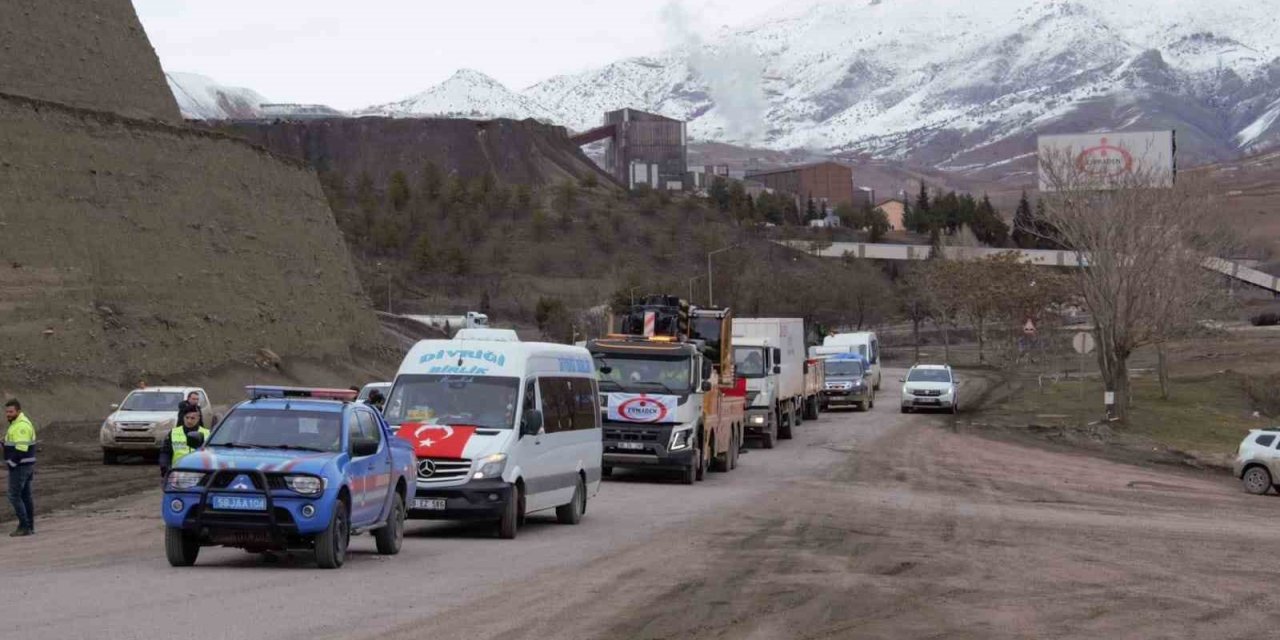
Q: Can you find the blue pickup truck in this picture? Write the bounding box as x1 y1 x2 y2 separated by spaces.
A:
162 386 417 568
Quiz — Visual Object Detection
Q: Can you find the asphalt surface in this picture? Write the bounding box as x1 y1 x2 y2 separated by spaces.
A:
2 370 1276 639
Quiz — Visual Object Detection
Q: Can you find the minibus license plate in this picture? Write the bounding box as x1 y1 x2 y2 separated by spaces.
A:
414 498 446 510
618 442 645 451
211 495 266 511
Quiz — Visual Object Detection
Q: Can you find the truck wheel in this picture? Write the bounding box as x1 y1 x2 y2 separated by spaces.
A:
556 475 586 524
314 500 350 569
803 396 818 420
374 495 405 555
695 437 707 482
164 526 200 567
779 404 795 440
869 396 875 410
762 419 776 449
712 433 731 472
601 465 613 479
498 484 523 539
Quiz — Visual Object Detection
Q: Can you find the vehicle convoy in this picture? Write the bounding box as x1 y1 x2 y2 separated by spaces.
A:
587 296 745 483
900 364 960 414
732 318 816 447
384 338 601 539
161 386 417 569
815 331 882 390
101 386 213 464
820 353 874 411
1234 428 1280 495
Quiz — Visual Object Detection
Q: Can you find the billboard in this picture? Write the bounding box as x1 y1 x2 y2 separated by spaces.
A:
1037 130 1176 191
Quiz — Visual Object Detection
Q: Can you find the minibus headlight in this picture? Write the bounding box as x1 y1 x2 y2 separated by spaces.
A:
473 453 507 480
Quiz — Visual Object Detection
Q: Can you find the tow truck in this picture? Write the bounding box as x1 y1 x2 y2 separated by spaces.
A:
588 296 745 484
161 386 417 569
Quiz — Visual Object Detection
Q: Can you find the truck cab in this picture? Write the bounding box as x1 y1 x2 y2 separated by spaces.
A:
161 386 417 569
588 296 744 484
734 337 783 447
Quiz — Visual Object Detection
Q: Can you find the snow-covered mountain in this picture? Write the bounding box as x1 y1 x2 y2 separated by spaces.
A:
355 69 556 121
166 72 268 120
368 0 1280 171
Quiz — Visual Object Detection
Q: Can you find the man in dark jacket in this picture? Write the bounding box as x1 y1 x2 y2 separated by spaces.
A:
176 391 203 427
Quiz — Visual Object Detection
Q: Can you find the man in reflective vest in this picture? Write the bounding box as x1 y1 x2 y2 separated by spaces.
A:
160 407 210 478
4 399 37 537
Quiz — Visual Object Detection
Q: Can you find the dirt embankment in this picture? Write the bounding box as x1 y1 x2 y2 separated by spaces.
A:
0 0 180 122
216 116 616 188
0 93 382 421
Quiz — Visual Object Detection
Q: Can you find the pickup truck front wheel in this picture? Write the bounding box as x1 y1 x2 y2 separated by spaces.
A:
374 495 405 555
314 500 350 569
165 526 199 567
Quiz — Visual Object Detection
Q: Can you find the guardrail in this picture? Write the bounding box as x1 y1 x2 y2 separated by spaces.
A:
778 241 1279 293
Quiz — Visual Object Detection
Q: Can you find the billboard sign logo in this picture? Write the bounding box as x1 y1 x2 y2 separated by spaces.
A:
1075 138 1134 178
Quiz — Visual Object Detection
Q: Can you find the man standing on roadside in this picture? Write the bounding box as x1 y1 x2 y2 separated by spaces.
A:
3 399 37 537
161 407 209 480
176 391 203 426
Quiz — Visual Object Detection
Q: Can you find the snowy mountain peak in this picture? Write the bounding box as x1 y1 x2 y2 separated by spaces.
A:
166 72 269 120
355 69 555 121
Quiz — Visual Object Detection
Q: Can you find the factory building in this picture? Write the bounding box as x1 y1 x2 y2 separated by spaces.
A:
745 161 856 213
571 108 688 190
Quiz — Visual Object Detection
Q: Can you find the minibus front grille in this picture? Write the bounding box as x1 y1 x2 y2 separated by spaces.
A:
416 457 472 484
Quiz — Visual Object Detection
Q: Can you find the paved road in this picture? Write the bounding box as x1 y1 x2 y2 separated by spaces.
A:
3 376 1277 639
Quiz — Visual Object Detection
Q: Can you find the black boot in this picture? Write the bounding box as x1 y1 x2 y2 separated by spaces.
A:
9 527 31 537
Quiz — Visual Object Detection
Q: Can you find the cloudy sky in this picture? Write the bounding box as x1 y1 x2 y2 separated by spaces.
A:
132 0 785 110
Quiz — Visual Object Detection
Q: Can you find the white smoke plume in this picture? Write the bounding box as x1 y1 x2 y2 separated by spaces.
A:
660 1 767 144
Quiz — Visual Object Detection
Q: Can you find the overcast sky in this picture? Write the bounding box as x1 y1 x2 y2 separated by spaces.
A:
132 0 785 110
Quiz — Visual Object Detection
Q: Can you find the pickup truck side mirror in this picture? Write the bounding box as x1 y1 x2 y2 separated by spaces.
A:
898 377 906 383
772 365 782 374
521 409 544 437
352 439 379 458
700 380 712 392
110 403 120 410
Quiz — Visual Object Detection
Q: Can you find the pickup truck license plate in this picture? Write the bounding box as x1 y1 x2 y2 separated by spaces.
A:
617 442 645 450
413 498 446 510
210 495 267 511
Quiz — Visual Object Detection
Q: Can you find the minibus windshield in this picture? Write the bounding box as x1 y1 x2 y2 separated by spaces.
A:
384 375 521 429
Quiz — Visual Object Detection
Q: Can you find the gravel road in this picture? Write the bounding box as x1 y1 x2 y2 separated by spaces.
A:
0 371 1274 639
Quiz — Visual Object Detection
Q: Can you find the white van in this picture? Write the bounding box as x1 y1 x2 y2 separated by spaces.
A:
819 332 881 390
383 339 602 539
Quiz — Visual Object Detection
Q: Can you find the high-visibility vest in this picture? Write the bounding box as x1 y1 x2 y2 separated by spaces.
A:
170 425 210 467
4 413 37 467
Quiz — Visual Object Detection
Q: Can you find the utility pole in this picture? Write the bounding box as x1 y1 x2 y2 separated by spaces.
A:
706 244 742 306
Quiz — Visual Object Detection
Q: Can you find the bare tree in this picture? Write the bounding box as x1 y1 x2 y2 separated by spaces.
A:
1037 152 1229 420
896 266 933 363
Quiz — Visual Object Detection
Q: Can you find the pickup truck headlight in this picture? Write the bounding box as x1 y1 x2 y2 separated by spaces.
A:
749 414 767 425
472 453 507 480
284 475 325 496
669 425 694 451
166 471 205 491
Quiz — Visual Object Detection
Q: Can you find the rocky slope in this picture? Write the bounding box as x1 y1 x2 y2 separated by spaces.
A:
167 72 268 120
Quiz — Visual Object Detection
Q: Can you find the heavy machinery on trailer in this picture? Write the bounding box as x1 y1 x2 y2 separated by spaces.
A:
588 296 745 484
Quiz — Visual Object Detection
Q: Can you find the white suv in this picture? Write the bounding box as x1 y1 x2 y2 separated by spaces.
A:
1234 429 1280 494
900 365 959 414
101 387 212 464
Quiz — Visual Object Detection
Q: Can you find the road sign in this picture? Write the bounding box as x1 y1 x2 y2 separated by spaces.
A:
1072 332 1096 354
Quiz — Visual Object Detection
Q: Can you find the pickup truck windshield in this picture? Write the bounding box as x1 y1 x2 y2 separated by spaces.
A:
595 355 691 393
826 360 864 377
121 391 185 412
384 375 520 429
208 409 343 452
733 346 767 378
907 369 952 383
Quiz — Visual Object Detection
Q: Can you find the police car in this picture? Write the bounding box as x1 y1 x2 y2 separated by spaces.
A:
161 386 417 569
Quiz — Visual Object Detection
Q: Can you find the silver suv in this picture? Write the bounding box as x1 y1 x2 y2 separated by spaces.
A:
1234 428 1280 494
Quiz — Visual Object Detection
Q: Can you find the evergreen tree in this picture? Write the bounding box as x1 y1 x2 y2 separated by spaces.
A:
420 162 443 201
914 181 932 233
972 194 1009 247
708 177 731 212
728 180 748 220
806 195 818 221
412 233 434 272
388 170 411 212
479 290 492 317
1011 190 1035 248
927 225 945 259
